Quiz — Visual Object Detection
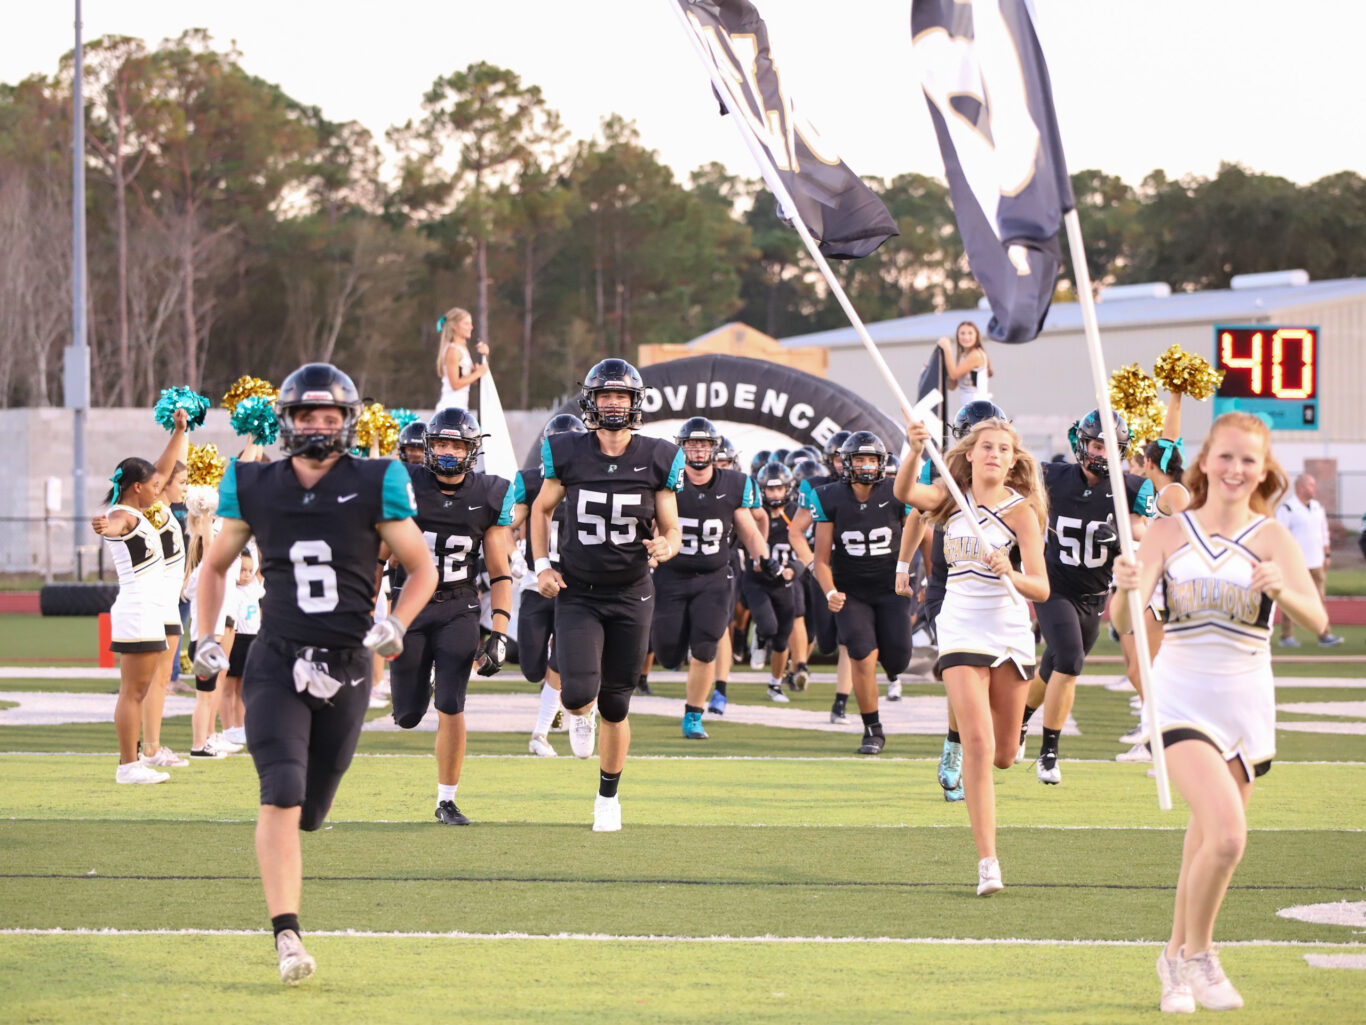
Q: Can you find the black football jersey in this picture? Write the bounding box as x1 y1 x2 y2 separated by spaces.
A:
672 467 760 573
513 466 569 568
1042 461 1156 598
218 455 418 648
542 432 685 586
399 465 514 593
811 478 912 592
749 500 799 573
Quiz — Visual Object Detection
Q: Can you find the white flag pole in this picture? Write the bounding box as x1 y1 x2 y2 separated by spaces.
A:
1063 209 1171 811
667 0 1022 606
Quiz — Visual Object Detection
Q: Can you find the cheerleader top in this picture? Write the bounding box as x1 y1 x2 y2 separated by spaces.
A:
1160 513 1275 656
102 504 165 594
942 488 1025 602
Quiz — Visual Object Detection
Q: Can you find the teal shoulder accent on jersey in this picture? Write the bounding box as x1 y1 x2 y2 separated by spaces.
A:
512 470 527 506
217 461 242 520
541 437 556 479
917 460 933 485
798 478 815 508
666 446 685 491
380 459 418 521
809 487 830 523
904 504 914 516
497 478 516 525
1133 477 1156 517
743 475 759 508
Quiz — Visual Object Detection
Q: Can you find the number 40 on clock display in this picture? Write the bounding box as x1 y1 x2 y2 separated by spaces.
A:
1212 325 1318 431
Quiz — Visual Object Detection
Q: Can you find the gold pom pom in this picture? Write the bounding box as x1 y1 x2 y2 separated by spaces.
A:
1153 344 1224 400
354 403 399 456
1126 399 1167 449
1108 363 1158 418
187 443 228 487
221 375 278 413
143 502 169 529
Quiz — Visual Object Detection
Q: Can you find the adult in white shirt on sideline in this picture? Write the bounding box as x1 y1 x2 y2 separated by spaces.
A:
434 306 489 413
1275 474 1343 646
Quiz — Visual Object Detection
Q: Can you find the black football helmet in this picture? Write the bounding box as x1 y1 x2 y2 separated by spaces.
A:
713 435 737 466
275 363 362 460
952 400 1010 438
542 413 587 439
840 431 888 485
675 416 720 469
790 457 824 485
756 460 792 508
578 358 645 431
883 452 901 477
426 408 486 476
749 449 773 477
785 445 820 468
1070 409 1130 477
398 421 427 464
771 448 791 468
823 430 852 473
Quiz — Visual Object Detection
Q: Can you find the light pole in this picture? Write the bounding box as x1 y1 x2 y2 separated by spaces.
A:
64 0 91 576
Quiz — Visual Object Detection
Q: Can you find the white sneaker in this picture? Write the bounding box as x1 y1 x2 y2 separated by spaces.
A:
592 794 622 832
1118 724 1147 745
886 680 903 701
222 726 248 746
568 711 597 759
1117 743 1153 764
116 761 169 784
140 745 188 768
977 857 1004 896
276 929 316 986
749 642 767 670
1156 950 1196 1013
210 732 244 755
529 733 556 757
1130 695 1143 711
1104 677 1134 691
373 675 391 697
1178 946 1243 1011
368 690 389 709
1015 737 1027 765
1036 751 1061 785
767 685 790 703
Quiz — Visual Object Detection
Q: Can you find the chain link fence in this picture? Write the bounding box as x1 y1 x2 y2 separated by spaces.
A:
0 516 109 581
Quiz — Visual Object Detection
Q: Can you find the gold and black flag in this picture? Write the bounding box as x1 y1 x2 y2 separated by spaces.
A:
912 0 1075 342
677 0 897 260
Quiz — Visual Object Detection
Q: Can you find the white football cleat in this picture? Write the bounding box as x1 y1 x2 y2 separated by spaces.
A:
116 761 169 784
568 711 597 759
886 680 903 701
592 794 622 832
529 733 556 757
275 929 316 986
1117 743 1153 764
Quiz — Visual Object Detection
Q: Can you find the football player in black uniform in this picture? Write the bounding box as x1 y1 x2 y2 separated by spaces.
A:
531 359 683 831
511 413 585 756
654 417 769 739
707 436 765 716
1023 409 1155 784
193 363 436 985
789 434 855 721
397 420 426 465
388 408 514 825
808 433 923 754
742 461 803 703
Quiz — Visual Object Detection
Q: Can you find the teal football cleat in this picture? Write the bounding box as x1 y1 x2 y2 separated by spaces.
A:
944 780 965 802
937 738 963 791
682 711 709 739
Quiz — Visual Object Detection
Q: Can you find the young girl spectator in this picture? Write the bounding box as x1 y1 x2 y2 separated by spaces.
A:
938 321 993 406
434 306 489 412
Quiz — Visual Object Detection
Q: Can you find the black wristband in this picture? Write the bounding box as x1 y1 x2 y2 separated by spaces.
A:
492 608 511 621
488 574 512 585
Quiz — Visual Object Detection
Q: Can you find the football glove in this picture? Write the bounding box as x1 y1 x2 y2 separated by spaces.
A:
476 631 508 677
191 638 230 678
363 614 407 659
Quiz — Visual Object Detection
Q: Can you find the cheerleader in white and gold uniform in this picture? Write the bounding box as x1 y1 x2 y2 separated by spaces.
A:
1113 412 1327 1014
897 417 1050 898
92 408 189 784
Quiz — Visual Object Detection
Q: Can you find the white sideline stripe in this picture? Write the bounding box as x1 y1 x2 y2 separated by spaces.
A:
0 927 1359 948
1304 954 1366 970
4 751 1365 767
5 815 1360 832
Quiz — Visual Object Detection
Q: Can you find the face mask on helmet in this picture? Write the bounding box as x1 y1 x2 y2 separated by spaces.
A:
426 437 478 476
275 364 362 461
758 461 791 507
1070 411 1129 478
675 417 719 469
279 407 356 461
839 432 888 485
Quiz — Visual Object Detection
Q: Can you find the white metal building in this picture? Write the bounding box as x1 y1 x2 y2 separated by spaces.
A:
780 273 1366 526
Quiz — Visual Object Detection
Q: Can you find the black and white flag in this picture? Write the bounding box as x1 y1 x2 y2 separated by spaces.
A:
677 0 898 259
912 0 1074 343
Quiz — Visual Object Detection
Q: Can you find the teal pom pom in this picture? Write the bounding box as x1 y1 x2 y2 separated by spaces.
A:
392 408 421 430
350 445 370 458
153 387 210 431
229 395 279 445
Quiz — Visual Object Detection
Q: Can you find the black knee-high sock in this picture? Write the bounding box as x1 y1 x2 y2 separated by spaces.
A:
1041 726 1061 755
714 681 728 697
272 913 300 939
599 769 621 799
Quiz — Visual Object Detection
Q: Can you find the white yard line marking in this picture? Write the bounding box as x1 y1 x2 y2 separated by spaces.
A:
0 927 1359 947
